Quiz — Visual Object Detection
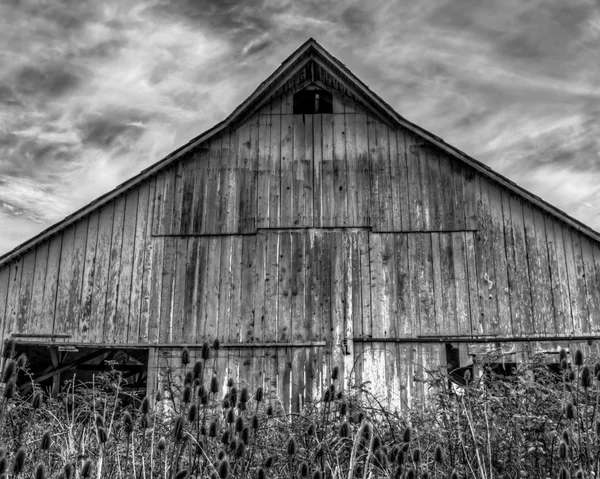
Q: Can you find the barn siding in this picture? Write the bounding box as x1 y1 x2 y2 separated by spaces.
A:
3 89 600 411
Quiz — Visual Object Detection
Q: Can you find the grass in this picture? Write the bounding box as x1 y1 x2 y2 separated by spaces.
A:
1 342 600 478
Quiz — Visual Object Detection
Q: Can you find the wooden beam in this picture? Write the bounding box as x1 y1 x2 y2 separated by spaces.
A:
31 349 107 384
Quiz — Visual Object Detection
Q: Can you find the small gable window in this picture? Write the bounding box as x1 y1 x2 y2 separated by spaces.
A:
293 89 333 114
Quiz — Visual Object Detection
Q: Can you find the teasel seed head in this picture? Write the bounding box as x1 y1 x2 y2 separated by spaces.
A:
566 402 575 420
559 347 567 362
198 385 208 404
559 466 571 479
287 436 297 455
2 379 15 400
201 342 211 360
267 404 274 416
323 389 331 403
241 427 250 445
174 471 189 479
17 353 27 368
228 438 238 454
226 408 235 424
362 423 372 443
257 468 266 479
210 472 219 479
331 366 339 381
299 462 309 477
561 358 569 371
12 448 26 475
574 349 584 366
81 460 92 478
155 390 163 403
405 468 415 479
402 426 413 443
255 386 264 402
184 371 193 386
576 469 584 479
312 471 322 479
218 450 225 460
235 441 245 458
221 430 231 445
40 431 52 451
209 420 218 438
562 430 570 445
31 391 43 410
559 440 568 460
96 413 105 428
0 457 6 475
450 470 460 479
582 366 592 388
240 387 249 403
339 401 347 417
568 370 576 381
357 412 364 423
434 445 444 463
158 437 166 451
229 386 238 404
235 416 244 433
63 463 72 479
188 404 198 423
306 423 315 436
339 421 350 438
596 420 600 435
34 464 45 479
217 459 229 479
264 456 274 468
412 448 421 463
139 396 150 415
371 435 381 452
222 398 231 409
181 384 192 403
193 361 203 380
210 376 219 394
251 414 259 430
396 450 405 466
180 347 190 367
213 338 221 350
123 412 134 436
140 414 149 430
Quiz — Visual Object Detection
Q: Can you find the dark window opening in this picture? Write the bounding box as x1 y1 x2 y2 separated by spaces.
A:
293 89 333 114
7 343 148 403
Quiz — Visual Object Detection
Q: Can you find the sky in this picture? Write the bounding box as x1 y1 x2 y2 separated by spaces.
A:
1 0 600 255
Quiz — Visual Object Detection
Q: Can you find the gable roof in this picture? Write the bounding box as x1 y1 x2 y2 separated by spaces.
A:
1 38 599 267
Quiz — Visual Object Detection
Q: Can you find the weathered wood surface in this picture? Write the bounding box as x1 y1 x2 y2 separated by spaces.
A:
2 88 600 411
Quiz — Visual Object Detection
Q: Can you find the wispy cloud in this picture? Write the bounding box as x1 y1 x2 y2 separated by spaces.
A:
1 0 599 254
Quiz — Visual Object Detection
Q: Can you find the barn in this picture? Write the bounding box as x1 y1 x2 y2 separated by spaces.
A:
1 38 600 411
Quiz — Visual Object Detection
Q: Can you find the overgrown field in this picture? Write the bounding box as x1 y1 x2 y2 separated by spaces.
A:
1 342 599 478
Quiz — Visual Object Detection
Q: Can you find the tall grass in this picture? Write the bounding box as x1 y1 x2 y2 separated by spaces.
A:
0 343 599 478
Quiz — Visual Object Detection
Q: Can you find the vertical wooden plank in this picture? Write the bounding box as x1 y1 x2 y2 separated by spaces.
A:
452 232 470 336
396 129 410 231
319 232 332 344
29 243 49 333
417 234 436 335
240 236 257 342
0 267 10 352
218 130 232 233
431 233 444 334
79 212 99 341
464 231 482 335
193 146 209 233
55 226 75 335
449 158 466 230
581 236 599 333
253 234 267 343
367 117 380 228
321 113 334 226
344 233 357 390
239 118 258 233
170 238 188 344
229 237 243 343
280 113 294 227
462 167 479 231
138 179 156 343
330 233 346 381
104 196 125 342
217 236 233 343
359 231 372 338
16 250 35 333
439 233 457 335
507 196 533 335
147 235 164 344
202 237 221 341
549 218 573 334
115 190 138 343
332 113 348 226
425 146 443 231
128 182 150 343
269 106 282 228
406 132 423 230
292 113 305 226
67 219 88 340
4 258 23 338
369 233 383 339
344 111 359 227
302 114 314 226
158 237 176 343
591 242 600 333
488 183 511 335
204 137 222 234
180 154 196 234
257 114 270 229
313 114 323 227
192 238 208 343
570 230 590 334
264 234 280 342
183 238 198 344
171 160 184 234
151 171 165 235
387 128 402 230
161 167 176 235
474 177 499 335
227 128 240 233
40 235 62 335
394 234 413 337
355 113 370 226
290 233 306 342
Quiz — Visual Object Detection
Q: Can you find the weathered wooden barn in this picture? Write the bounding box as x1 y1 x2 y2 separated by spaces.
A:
2 39 600 410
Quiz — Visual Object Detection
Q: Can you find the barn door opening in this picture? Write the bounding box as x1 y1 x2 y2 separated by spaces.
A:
5 342 149 401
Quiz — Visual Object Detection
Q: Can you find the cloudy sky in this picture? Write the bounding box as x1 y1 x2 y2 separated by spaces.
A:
1 0 600 255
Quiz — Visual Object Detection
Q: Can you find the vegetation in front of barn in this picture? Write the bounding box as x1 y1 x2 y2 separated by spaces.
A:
1 342 600 478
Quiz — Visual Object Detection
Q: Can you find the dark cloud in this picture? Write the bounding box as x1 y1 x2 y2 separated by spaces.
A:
78 110 148 149
341 6 374 36
13 64 82 97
